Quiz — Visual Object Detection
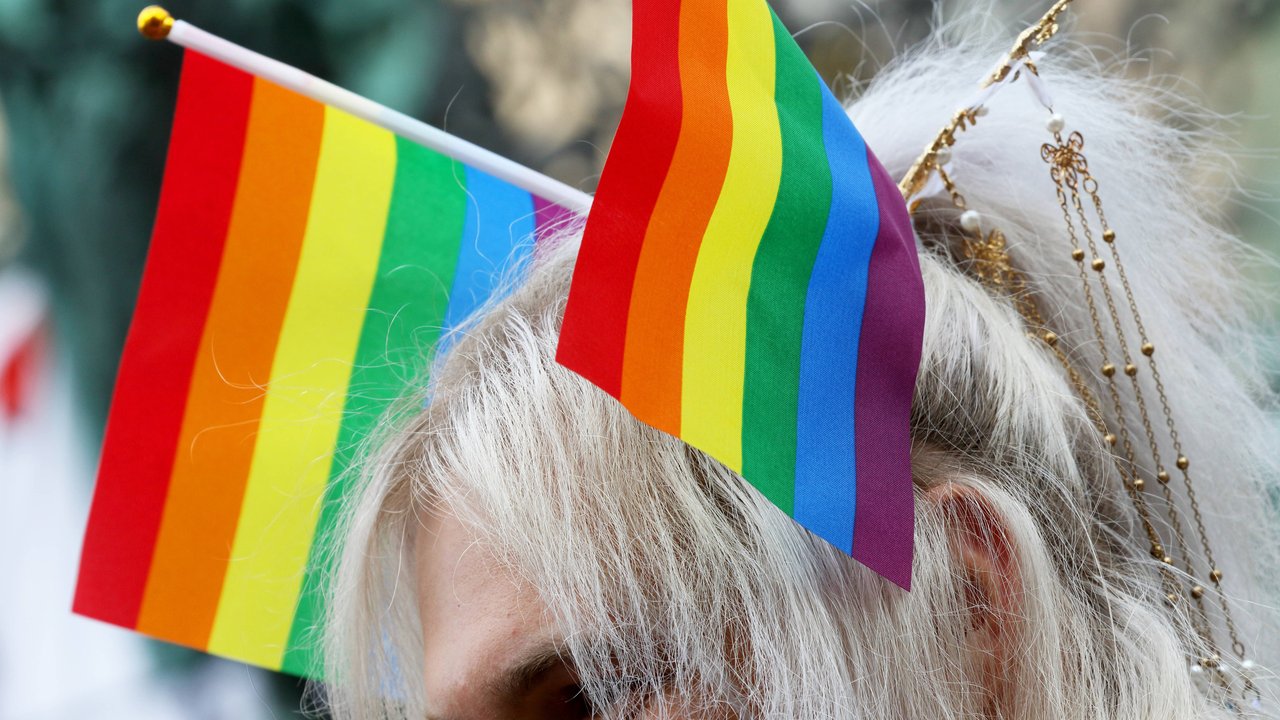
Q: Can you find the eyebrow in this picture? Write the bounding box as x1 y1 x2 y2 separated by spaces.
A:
488 644 571 698
424 643 571 720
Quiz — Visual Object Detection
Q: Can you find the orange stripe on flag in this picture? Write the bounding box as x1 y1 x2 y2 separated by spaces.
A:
619 0 733 434
136 79 325 650
207 106 396 670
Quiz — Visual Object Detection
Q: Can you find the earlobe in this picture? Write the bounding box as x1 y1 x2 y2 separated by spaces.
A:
924 482 1022 717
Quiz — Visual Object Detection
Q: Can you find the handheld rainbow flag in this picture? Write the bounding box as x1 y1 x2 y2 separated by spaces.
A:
74 12 585 678
556 0 925 587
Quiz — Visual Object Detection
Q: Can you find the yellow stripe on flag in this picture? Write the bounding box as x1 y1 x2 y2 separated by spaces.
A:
680 0 782 472
207 107 397 668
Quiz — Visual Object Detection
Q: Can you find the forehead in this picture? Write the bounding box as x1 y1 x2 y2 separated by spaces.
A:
414 510 526 624
413 510 560 715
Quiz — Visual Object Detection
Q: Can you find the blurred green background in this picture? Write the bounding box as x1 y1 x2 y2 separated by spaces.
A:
0 0 1276 717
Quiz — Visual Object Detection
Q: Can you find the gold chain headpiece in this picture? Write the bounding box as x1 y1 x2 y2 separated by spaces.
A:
898 0 1259 709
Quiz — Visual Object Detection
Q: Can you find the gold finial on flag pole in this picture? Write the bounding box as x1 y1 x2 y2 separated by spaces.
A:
137 6 174 41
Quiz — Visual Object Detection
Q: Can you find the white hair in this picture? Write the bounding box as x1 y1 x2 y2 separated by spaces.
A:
319 29 1280 720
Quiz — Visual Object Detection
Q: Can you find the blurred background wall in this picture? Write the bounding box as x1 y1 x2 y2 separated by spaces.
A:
0 0 1276 717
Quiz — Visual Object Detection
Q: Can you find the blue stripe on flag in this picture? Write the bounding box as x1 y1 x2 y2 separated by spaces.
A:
443 166 538 333
792 81 881 554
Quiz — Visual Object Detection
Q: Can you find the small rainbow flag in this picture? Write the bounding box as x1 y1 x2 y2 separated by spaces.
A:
74 50 575 676
556 0 925 587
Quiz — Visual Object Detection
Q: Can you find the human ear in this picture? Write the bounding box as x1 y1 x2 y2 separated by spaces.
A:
925 482 1021 717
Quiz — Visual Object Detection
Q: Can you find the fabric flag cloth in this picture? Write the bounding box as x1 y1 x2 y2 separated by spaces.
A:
73 49 576 678
556 0 925 588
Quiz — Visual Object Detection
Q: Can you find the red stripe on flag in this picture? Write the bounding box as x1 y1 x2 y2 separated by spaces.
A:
555 0 683 397
73 51 254 628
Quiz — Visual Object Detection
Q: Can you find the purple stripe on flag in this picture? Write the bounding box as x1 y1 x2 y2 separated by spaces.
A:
850 151 925 590
533 195 580 244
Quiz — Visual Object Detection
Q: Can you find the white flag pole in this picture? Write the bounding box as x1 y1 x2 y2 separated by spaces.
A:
136 6 595 213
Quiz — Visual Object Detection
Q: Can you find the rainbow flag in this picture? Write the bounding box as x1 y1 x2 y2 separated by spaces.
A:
74 50 576 677
556 0 925 587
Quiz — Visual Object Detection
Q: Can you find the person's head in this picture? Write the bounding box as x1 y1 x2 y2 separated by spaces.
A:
321 36 1280 720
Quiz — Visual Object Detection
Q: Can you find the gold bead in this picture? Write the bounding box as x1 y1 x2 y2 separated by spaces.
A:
1132 478 1146 490
1210 568 1224 584
1103 229 1116 243
1043 331 1059 347
1162 556 1174 565
1203 654 1220 669
1150 543 1164 558
1191 585 1205 599
1071 248 1085 262
137 6 174 40
1157 470 1171 484
1141 342 1155 357
1124 363 1138 377
1103 433 1117 446
1164 593 1178 607
1176 456 1189 471
1091 258 1106 272
1101 363 1116 377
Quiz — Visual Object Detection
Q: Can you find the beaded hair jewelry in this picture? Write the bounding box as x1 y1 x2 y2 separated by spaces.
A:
898 0 1260 709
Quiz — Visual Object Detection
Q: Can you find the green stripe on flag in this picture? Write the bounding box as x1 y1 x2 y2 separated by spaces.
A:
741 11 834 514
282 138 469 677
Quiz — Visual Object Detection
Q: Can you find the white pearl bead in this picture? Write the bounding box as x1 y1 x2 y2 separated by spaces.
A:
1189 663 1204 676
1242 659 1257 671
960 210 982 233
975 104 990 117
934 147 952 165
1047 113 1066 134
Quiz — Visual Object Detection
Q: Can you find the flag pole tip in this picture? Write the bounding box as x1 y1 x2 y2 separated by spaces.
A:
137 6 173 40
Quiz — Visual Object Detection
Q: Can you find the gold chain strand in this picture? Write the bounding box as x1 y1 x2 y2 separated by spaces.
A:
1043 132 1245 700
1047 134 1201 573
898 0 1077 202
938 130 1235 700
895 0 1255 703
939 170 1112 443
936 165 1190 616
929 173 1234 701
1057 181 1234 698
1049 177 1176 567
984 0 1075 86
935 165 967 210
1063 137 1247 672
1086 187 1248 663
952 200 1188 620
1048 135 1214 612
899 0 1251 701
1083 184 1251 705
939 160 1176 578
